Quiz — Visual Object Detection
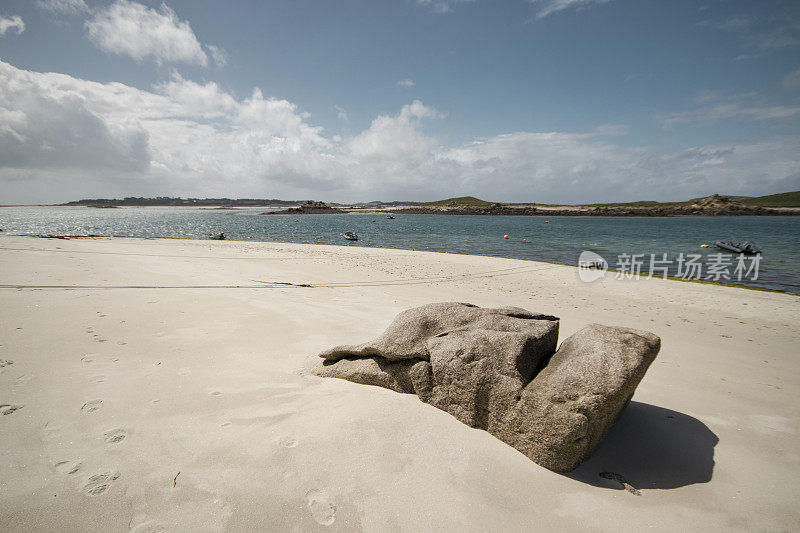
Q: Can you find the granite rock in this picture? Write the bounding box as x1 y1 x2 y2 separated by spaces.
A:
312 303 660 471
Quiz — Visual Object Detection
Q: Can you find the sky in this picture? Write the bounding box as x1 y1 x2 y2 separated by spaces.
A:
0 0 798 204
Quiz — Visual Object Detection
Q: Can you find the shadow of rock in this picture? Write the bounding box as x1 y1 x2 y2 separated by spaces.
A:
565 401 718 490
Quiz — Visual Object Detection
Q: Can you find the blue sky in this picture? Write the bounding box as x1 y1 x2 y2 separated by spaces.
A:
0 0 798 204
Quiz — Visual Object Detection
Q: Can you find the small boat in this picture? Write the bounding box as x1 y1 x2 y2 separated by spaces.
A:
343 232 358 241
209 232 225 240
714 241 760 255
385 215 395 219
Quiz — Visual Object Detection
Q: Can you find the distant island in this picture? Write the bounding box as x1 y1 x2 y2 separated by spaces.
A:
59 197 413 209
60 197 304 208
59 191 800 216
262 200 344 215
390 192 800 216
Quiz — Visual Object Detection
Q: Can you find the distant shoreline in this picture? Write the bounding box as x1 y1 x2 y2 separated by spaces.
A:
375 205 800 217
4 190 799 216
3 203 799 216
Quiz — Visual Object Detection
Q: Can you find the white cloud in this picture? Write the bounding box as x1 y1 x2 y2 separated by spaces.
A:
433 3 453 14
340 101 443 191
206 45 228 67
661 92 800 127
0 61 150 173
0 15 25 36
36 0 90 15
85 0 209 66
592 124 628 136
784 68 800 89
663 104 800 127
417 0 475 15
529 0 611 19
345 101 440 160
702 15 800 52
439 131 641 200
0 59 798 204
397 79 415 88
436 132 800 203
0 60 338 201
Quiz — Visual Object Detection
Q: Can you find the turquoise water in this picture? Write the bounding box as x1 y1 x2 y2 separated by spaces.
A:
1 206 798 294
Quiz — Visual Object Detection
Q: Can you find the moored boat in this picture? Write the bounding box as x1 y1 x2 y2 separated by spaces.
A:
343 232 358 241
714 241 760 255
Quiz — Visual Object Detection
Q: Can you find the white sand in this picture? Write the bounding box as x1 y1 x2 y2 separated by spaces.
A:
0 235 798 531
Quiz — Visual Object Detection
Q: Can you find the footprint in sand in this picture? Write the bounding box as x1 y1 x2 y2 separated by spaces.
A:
279 436 298 448
81 355 96 363
129 518 167 533
43 421 63 438
54 460 82 475
83 471 120 496
1 404 23 415
81 399 103 413
210 391 222 397
104 428 127 444
306 489 336 526
92 375 106 384
0 359 13 368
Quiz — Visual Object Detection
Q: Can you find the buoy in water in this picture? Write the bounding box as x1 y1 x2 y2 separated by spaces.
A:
523 238 527 242
545 220 549 223
700 244 709 248
504 234 509 239
339 233 343 236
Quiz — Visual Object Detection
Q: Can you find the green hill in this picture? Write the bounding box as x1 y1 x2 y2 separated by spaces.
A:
418 191 800 208
740 191 800 207
419 196 493 207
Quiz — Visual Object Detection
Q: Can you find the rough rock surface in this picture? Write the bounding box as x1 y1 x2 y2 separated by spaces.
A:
312 302 660 471
500 323 661 471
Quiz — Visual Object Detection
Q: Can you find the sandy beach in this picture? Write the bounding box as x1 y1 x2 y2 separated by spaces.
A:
1 235 798 531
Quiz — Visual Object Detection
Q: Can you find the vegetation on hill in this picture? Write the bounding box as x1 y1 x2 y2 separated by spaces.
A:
420 191 800 209
60 191 800 210
419 196 493 207
740 191 800 207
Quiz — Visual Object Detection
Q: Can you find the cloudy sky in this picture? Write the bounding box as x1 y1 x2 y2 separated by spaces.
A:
0 0 798 204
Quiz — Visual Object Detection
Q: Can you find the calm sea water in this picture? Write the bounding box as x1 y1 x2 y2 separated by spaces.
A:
1 206 799 294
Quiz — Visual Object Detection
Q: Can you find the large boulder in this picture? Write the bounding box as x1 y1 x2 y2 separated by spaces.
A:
311 303 660 472
499 324 661 471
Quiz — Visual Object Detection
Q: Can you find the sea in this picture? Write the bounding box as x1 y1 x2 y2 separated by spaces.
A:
1 206 799 295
